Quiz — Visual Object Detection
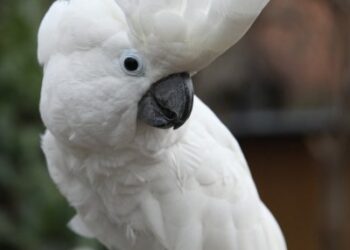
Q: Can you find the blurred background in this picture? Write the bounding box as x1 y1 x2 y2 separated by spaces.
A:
0 0 349 250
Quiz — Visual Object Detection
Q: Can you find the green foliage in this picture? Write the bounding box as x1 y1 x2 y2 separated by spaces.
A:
0 1 103 249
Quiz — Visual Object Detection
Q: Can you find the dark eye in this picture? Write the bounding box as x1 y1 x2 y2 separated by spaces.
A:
124 57 139 71
120 50 145 76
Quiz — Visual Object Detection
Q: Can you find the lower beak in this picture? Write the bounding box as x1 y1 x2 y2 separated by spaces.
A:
138 72 194 129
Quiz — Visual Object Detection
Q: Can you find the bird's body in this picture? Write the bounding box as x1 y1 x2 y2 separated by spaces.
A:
38 0 286 249
43 97 285 250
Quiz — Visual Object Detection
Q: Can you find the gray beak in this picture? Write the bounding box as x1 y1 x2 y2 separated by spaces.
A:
138 72 194 129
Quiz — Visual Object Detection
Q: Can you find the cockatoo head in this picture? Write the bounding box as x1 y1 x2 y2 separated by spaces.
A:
38 0 268 150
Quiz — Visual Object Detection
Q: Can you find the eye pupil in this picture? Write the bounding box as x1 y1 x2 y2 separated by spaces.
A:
124 57 139 71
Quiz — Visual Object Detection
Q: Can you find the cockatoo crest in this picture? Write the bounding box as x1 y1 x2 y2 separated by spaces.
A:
115 0 269 73
39 0 268 73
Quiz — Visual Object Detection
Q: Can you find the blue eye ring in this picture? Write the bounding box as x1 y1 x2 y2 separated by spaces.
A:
120 50 145 76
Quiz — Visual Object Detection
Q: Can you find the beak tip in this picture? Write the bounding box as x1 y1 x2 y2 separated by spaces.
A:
173 122 183 130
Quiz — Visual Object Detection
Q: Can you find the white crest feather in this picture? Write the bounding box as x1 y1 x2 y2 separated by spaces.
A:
115 0 270 73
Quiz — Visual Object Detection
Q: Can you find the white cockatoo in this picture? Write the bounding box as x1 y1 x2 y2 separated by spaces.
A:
38 0 286 250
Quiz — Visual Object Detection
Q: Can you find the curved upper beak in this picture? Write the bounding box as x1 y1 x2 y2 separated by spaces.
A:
138 72 194 129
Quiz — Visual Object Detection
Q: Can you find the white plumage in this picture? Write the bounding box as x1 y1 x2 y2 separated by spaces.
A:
38 0 287 250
